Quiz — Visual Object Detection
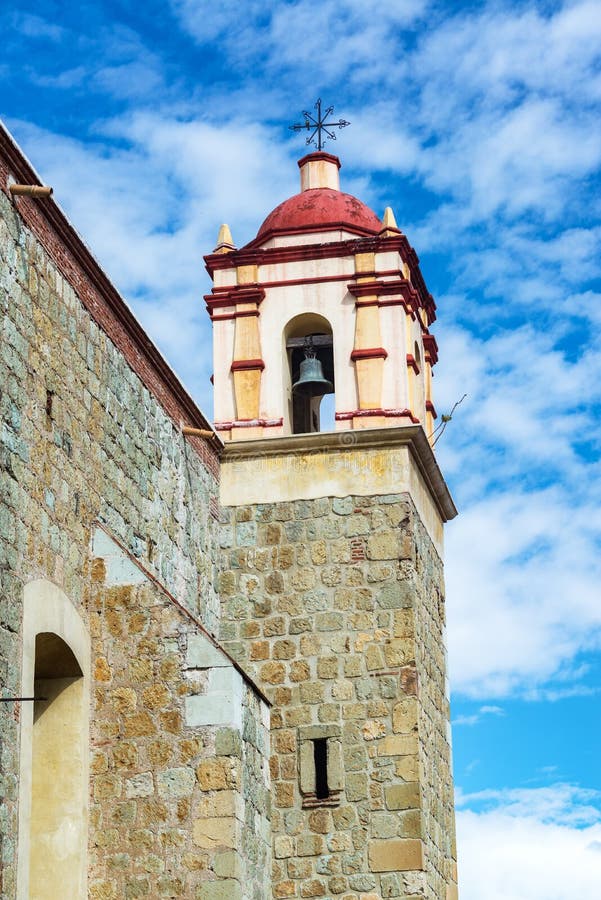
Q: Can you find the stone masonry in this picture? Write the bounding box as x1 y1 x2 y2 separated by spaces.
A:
88 529 270 899
217 492 457 899
0 129 270 899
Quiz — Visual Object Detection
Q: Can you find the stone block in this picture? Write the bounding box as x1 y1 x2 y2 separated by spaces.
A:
397 809 422 839
385 782 420 811
300 878 327 896
368 839 424 872
125 773 154 799
377 734 418 757
156 766 195 798
261 661 286 684
196 757 241 791
274 835 295 858
109 687 138 713
345 773 368 801
392 698 418 733
366 532 399 560
213 849 242 879
187 633 229 669
297 834 326 857
395 755 419 781
196 879 242 900
196 790 242 820
192 816 238 849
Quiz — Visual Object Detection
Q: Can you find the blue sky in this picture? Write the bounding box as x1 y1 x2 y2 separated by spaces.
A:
3 1 601 895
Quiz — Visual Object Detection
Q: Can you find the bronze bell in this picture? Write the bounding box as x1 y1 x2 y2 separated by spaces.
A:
293 352 333 397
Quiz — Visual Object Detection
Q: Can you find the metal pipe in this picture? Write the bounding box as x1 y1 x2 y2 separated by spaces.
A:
0 696 47 702
181 426 217 439
9 184 53 198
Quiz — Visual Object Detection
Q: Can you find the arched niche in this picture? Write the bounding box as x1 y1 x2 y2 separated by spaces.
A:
17 580 89 900
284 313 335 434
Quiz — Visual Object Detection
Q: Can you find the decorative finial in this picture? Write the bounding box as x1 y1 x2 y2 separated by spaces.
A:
382 207 398 230
214 223 236 254
380 207 401 236
289 99 350 152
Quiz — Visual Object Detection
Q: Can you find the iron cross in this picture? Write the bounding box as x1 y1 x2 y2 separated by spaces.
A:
289 99 350 151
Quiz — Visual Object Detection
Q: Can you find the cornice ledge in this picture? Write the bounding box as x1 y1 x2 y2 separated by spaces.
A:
222 425 458 522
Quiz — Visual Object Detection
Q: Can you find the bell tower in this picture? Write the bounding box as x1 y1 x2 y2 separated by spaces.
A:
205 149 459 900
205 151 438 441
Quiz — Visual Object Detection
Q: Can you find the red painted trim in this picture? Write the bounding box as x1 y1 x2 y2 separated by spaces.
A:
298 151 341 169
252 221 380 245
335 408 421 424
348 278 419 303
230 359 265 372
206 235 404 271
354 299 380 308
406 354 420 374
210 310 261 322
426 400 438 419
422 333 439 365
204 297 235 310
351 347 388 361
231 269 403 293
204 285 265 308
214 417 283 431
248 272 355 291
378 297 414 316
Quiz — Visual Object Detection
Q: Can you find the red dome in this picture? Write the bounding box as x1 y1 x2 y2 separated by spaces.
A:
256 188 382 241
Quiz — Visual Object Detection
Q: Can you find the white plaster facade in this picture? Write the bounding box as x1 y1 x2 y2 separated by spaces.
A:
206 153 439 441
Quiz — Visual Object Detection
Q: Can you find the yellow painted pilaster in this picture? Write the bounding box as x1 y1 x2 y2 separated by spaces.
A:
352 253 385 417
231 269 263 429
406 315 416 418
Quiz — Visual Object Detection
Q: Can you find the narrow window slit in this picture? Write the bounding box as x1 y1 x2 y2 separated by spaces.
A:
313 738 329 800
45 389 54 421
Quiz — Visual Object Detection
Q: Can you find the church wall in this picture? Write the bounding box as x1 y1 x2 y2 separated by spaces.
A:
217 490 457 900
88 529 271 899
0 152 269 898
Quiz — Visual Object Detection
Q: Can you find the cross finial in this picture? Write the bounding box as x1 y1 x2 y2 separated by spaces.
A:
289 99 350 152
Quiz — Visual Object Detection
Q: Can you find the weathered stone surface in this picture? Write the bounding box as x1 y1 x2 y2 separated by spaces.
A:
368 838 424 872
192 816 238 849
218 493 457 899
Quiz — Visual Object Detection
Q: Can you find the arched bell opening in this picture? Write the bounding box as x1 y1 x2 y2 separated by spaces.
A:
284 314 335 435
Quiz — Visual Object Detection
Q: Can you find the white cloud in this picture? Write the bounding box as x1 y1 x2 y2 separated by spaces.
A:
433 319 601 697
453 705 505 726
457 785 601 899
12 12 65 41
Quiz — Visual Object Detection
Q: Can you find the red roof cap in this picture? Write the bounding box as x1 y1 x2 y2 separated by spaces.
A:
256 188 382 241
297 151 341 170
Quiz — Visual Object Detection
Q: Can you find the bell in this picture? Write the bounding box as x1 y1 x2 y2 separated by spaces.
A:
293 353 333 397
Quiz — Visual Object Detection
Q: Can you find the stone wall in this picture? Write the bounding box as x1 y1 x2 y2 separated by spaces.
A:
218 492 457 899
89 529 271 899
413 515 458 899
0 159 269 898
